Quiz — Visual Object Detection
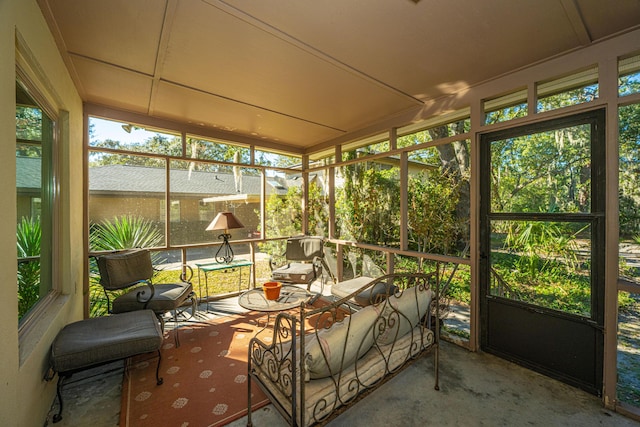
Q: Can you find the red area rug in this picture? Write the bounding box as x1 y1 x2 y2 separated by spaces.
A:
120 313 269 427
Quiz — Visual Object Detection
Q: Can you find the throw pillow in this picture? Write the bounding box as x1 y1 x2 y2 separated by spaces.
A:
375 285 433 346
304 304 379 380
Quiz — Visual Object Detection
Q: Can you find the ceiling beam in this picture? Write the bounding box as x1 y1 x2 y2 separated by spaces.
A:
148 0 178 116
560 0 592 46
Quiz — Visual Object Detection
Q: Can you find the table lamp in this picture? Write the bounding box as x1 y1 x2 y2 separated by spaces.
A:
206 211 244 263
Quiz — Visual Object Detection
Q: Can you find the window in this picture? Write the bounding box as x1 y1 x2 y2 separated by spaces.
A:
619 53 640 97
407 142 470 256
88 117 267 250
341 134 389 161
308 151 335 167
186 136 250 163
16 80 56 323
336 160 400 247
90 117 182 156
618 102 640 285
484 89 528 125
264 169 303 239
536 66 599 113
88 151 167 249
397 109 470 148
255 149 301 168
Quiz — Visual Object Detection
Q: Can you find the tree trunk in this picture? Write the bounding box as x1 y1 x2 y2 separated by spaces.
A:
430 124 471 250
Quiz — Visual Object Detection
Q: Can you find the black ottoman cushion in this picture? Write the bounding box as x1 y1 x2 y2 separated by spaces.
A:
50 309 163 374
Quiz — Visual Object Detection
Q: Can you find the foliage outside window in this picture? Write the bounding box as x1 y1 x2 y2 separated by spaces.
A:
259 170 328 260
263 170 303 240
490 219 592 316
186 136 250 163
254 149 301 168
341 137 390 161
398 116 470 148
537 67 599 113
619 54 640 97
490 125 592 214
484 89 528 125
89 117 182 156
619 102 640 283
16 82 55 322
408 137 470 255
308 169 330 237
409 168 465 254
335 159 400 247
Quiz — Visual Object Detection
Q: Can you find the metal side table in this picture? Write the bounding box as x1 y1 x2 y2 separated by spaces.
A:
195 259 253 311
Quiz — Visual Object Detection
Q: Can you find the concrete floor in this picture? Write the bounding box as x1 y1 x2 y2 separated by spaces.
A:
46 288 640 427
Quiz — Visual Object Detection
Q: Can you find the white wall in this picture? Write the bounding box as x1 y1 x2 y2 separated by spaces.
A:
0 1 84 426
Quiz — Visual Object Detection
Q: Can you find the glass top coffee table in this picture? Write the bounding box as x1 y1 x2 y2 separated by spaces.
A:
238 284 313 313
238 285 315 333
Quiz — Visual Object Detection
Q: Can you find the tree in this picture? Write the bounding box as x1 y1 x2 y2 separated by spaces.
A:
619 102 640 237
307 180 329 236
430 122 471 249
16 105 42 142
336 157 400 246
408 169 464 254
490 126 591 215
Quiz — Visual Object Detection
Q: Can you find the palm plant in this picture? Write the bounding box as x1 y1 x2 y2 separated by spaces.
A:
89 215 164 317
90 215 164 251
17 217 41 320
503 221 581 278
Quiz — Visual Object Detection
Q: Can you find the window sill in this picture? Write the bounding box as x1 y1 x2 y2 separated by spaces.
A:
19 292 69 367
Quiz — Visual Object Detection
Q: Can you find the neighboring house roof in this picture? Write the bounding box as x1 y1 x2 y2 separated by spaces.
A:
16 156 41 190
89 164 287 197
16 158 288 197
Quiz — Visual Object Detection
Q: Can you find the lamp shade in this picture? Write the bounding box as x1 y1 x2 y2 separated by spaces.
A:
206 212 244 232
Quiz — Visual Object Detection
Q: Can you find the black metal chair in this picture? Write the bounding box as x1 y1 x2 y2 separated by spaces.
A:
95 248 196 346
270 236 325 291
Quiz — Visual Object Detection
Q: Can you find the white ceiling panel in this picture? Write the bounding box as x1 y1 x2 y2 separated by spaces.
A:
48 0 166 75
575 0 640 41
70 55 153 113
221 0 580 100
39 0 640 150
160 0 421 131
152 81 345 146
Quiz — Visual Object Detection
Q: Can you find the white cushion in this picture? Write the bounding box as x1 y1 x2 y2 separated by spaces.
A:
376 285 433 345
304 304 379 380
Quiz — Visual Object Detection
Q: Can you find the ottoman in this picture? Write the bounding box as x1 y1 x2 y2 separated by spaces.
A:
49 310 164 423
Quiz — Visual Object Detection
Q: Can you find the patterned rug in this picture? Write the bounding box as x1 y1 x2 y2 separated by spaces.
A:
119 313 270 427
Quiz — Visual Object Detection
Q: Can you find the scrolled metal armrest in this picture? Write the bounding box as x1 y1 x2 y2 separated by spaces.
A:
180 264 194 282
137 280 156 308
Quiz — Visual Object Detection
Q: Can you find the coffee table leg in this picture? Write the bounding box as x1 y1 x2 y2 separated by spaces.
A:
253 312 273 336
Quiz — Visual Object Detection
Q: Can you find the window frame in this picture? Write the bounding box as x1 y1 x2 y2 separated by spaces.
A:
15 71 61 335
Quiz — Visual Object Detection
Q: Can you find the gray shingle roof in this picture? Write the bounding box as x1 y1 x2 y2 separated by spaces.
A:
16 158 288 196
89 164 279 196
16 157 41 189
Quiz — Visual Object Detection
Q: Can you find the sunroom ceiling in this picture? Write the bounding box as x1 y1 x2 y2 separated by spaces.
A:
39 0 640 152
